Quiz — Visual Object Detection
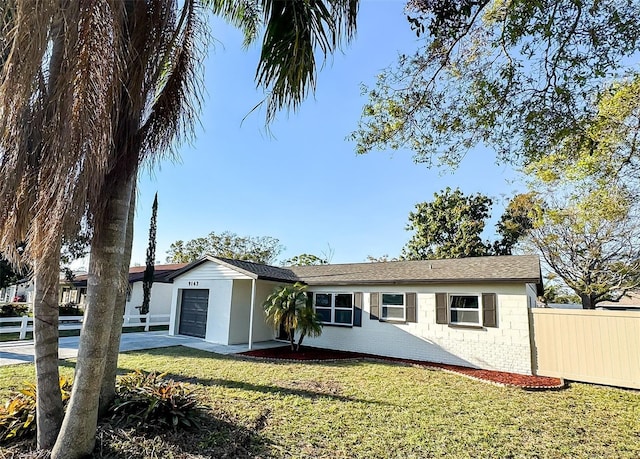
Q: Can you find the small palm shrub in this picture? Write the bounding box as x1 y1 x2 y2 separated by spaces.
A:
111 370 204 431
0 377 73 443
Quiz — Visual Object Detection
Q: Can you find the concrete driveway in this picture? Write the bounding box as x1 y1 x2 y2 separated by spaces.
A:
0 331 279 366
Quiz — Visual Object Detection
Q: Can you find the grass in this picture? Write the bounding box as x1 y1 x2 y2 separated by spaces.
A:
1 346 639 458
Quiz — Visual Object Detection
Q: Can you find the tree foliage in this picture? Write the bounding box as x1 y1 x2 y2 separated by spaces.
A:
403 187 527 260
166 231 284 265
352 0 640 168
0 253 21 290
141 193 158 316
526 75 640 191
365 254 399 263
0 0 358 455
282 253 328 266
511 190 640 309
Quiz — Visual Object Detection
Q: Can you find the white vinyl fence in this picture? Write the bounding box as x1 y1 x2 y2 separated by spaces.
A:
0 314 170 340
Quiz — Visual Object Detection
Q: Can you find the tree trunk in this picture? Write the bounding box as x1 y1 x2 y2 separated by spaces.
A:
296 331 306 351
580 293 597 309
33 237 64 449
51 178 134 459
99 181 136 416
289 328 295 351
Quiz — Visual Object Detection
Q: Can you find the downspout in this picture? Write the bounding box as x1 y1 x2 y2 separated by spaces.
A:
248 278 256 350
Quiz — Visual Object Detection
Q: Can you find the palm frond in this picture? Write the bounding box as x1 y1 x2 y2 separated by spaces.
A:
205 0 261 47
138 0 206 172
257 0 358 122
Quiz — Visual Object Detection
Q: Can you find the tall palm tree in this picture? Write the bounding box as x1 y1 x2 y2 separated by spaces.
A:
1 1 358 456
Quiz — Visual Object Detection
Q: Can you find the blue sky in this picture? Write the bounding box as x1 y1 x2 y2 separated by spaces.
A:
128 1 523 267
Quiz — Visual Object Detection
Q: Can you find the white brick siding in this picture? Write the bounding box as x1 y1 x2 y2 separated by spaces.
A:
305 283 533 375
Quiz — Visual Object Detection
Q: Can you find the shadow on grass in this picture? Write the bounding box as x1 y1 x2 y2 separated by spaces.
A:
92 411 268 459
167 373 392 406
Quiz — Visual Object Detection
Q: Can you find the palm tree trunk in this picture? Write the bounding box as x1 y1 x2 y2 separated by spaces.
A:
99 181 135 415
296 331 307 351
51 177 134 459
33 236 63 449
289 328 295 351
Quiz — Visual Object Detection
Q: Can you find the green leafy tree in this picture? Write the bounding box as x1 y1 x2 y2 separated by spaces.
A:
0 0 358 454
512 190 640 309
352 1 640 168
403 187 527 260
167 231 284 265
141 193 158 316
263 283 322 351
542 282 580 305
525 76 640 192
0 253 21 290
365 254 399 263
282 253 328 266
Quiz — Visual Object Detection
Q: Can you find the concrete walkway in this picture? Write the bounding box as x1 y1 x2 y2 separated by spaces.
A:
0 331 280 366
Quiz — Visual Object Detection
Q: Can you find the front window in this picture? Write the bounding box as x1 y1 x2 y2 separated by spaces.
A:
313 293 353 325
449 295 480 325
381 293 405 321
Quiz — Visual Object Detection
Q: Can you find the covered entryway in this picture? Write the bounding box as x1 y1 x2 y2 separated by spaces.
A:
179 289 209 338
168 256 296 345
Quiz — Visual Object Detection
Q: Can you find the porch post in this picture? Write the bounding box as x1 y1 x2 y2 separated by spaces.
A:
248 278 257 350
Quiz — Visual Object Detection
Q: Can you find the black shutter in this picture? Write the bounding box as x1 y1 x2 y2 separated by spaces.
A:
353 292 363 327
482 293 497 327
306 291 313 307
370 292 379 320
406 293 417 323
435 293 448 324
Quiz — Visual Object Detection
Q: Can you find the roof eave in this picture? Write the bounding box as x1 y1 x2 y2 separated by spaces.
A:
301 277 542 286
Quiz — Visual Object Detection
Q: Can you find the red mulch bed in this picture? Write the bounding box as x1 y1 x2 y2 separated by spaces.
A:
239 346 564 390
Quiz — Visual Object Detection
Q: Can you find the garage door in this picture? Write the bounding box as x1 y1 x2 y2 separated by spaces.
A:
179 289 209 338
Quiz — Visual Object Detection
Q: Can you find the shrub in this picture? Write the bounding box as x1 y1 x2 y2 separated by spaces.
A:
58 302 83 316
0 377 73 444
0 303 28 318
111 370 204 431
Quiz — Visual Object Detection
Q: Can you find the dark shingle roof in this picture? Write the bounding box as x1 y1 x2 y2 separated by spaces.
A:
212 257 300 282
168 254 542 287
288 255 541 286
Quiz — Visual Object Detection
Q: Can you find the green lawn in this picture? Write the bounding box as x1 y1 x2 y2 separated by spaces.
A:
1 346 639 458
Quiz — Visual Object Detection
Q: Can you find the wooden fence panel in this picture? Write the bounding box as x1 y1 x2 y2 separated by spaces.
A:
531 308 640 389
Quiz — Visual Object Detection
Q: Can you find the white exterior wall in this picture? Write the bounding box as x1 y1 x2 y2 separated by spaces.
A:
304 282 533 375
525 283 539 309
252 280 287 342
170 261 251 344
124 282 174 321
229 280 252 344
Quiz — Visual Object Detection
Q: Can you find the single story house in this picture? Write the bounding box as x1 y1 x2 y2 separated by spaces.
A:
167 255 542 375
72 263 187 319
0 277 33 304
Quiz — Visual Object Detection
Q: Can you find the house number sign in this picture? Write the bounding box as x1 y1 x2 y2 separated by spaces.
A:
188 281 199 286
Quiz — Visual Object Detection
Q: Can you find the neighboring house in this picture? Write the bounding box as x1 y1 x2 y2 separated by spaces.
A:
597 290 640 310
0 277 33 304
167 255 542 375
72 263 187 319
